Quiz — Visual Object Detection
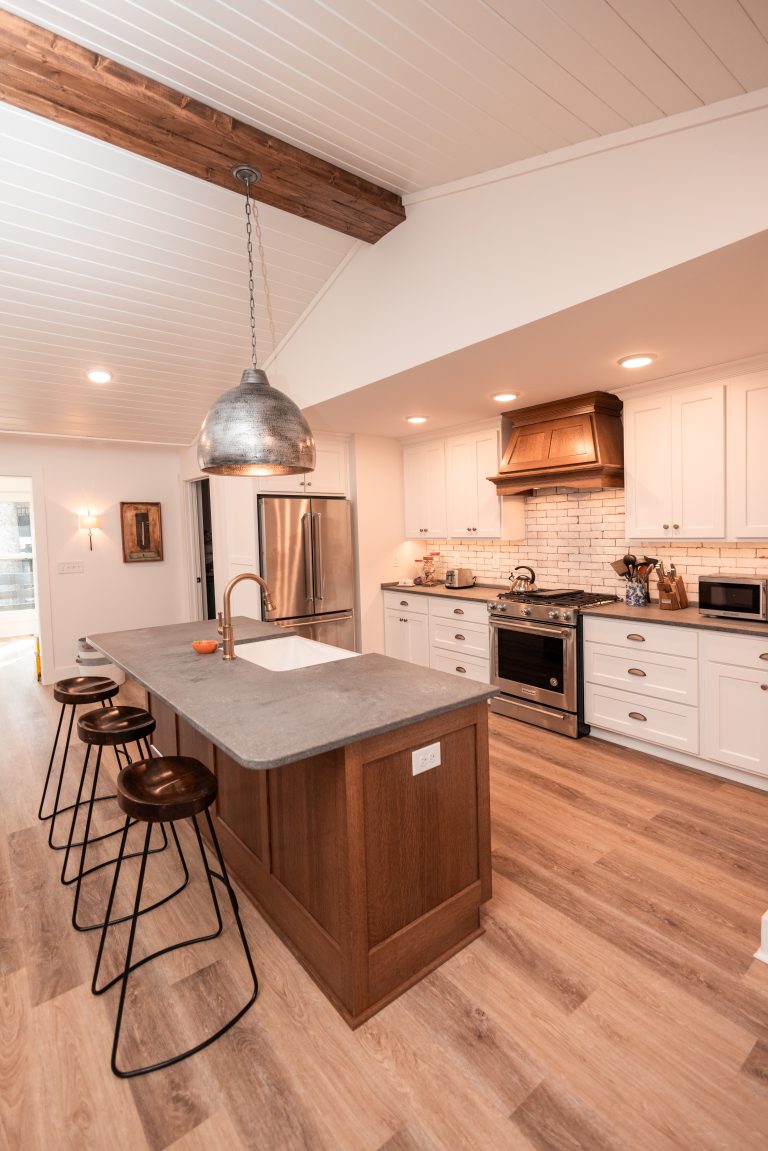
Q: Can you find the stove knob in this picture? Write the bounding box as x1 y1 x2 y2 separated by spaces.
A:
561 610 572 622
548 609 560 620
498 603 507 613
521 606 532 617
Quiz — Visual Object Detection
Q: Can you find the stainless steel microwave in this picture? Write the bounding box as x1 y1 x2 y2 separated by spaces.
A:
698 574 768 621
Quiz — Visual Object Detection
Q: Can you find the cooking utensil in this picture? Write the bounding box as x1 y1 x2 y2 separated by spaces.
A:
510 565 537 593
611 559 629 578
623 553 637 580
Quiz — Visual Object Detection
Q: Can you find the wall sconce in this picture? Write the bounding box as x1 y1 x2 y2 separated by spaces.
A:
79 511 100 550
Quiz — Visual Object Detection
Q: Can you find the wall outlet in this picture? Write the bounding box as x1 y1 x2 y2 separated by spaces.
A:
58 561 85 575
412 741 441 775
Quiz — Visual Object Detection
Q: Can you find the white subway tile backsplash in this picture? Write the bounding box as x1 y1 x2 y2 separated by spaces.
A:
417 489 766 597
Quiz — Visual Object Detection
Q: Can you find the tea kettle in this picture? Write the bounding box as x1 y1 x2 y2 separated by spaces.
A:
509 565 537 593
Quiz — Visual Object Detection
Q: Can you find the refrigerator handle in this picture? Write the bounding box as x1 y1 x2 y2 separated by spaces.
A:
312 512 324 601
302 513 313 602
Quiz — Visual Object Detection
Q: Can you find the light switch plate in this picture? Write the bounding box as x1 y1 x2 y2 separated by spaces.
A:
58 561 85 575
412 741 441 775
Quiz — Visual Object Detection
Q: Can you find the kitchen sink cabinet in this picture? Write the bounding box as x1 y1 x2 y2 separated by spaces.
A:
444 428 502 538
623 383 725 540
700 632 768 777
257 433 349 496
726 371 768 538
403 440 448 539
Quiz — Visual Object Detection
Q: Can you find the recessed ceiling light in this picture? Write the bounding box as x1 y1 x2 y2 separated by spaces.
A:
406 416 428 424
617 354 656 369
491 392 518 403
87 369 112 384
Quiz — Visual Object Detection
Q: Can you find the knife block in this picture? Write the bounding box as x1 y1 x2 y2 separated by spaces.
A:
657 575 688 610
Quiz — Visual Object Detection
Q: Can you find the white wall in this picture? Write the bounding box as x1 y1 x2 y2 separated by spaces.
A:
0 435 187 682
275 96 768 407
350 435 419 653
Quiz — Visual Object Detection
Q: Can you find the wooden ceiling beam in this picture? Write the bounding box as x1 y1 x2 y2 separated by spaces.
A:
0 10 405 243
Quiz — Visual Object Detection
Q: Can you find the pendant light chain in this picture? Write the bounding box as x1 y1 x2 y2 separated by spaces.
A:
243 176 278 369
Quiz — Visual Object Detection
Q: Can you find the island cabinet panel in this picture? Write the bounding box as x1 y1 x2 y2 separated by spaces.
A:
152 698 491 1028
147 693 178 756
177 714 214 770
267 751 346 942
363 724 480 946
215 748 269 865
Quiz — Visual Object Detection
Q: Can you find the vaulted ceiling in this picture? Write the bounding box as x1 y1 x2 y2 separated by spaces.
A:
2 0 768 445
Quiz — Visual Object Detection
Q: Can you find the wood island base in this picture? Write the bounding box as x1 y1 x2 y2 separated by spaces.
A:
148 696 492 1027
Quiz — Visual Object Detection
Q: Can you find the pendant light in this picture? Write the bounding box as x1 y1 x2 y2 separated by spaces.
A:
197 165 316 476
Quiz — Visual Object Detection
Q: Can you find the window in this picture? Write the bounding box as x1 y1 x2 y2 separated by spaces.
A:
0 500 35 611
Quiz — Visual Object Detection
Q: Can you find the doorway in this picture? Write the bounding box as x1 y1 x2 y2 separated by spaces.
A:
0 476 38 641
187 478 216 621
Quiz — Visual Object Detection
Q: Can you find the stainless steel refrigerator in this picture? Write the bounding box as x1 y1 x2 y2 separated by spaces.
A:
257 495 356 650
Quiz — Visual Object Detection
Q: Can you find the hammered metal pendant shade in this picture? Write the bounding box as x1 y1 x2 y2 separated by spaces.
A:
197 368 316 476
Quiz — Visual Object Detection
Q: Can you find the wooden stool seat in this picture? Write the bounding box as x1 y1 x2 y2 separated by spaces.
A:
77 705 156 747
53 675 119 706
117 757 217 823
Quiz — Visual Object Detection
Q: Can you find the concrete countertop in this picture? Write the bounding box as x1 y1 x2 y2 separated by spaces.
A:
88 616 494 772
582 600 768 639
381 581 505 605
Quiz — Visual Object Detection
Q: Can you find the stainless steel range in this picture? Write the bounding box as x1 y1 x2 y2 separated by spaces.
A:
488 588 618 738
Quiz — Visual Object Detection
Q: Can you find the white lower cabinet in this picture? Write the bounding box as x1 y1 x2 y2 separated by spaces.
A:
700 633 768 777
383 591 491 682
583 616 699 755
428 597 490 683
585 615 768 783
383 591 430 667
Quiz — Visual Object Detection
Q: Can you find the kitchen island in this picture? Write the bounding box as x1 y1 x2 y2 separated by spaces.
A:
89 618 493 1027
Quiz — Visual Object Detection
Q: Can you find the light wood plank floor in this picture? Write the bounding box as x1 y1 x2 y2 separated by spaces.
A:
2 635 768 1150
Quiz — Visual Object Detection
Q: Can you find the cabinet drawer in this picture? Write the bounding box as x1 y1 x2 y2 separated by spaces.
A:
584 643 698 706
584 616 698 658
700 630 768 669
382 591 429 616
430 650 490 684
585 683 699 755
429 618 489 660
429 597 490 625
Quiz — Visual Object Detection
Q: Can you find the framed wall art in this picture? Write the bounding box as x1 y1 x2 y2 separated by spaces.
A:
120 501 163 563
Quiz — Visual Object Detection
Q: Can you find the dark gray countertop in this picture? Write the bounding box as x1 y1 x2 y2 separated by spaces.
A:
88 616 494 772
582 600 768 638
381 581 504 605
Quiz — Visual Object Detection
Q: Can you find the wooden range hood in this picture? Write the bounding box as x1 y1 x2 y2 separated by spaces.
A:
489 391 624 497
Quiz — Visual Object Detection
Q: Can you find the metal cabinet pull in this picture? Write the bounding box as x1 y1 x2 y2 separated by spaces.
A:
455 633 465 641
400 616 408 622
673 523 679 529
453 608 465 615
626 633 645 642
400 600 409 606
760 653 768 661
761 684 768 692
662 524 670 530
628 711 647 721
456 666 467 674
628 667 646 677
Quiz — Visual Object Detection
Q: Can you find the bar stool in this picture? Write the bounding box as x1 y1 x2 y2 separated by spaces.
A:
63 706 186 932
39 675 120 850
92 755 259 1079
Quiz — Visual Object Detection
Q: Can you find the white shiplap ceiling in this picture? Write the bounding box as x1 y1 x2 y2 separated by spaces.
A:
1 0 768 444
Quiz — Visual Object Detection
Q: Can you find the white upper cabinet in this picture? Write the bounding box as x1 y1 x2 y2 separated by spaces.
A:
624 384 725 539
444 427 502 538
727 371 768 538
403 440 447 539
257 434 349 496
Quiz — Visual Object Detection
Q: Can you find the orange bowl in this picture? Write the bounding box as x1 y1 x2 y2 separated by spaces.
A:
191 639 218 655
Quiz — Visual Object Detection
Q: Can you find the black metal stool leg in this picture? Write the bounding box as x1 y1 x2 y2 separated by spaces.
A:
38 701 68 821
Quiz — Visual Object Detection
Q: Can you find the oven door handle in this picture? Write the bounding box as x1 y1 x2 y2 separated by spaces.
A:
490 618 574 641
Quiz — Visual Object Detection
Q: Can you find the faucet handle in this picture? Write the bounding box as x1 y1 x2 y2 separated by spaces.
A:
217 611 223 634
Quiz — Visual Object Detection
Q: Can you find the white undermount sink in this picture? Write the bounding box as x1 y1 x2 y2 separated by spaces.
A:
235 635 360 671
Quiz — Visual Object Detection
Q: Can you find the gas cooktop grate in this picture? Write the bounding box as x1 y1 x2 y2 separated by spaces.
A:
496 589 619 607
